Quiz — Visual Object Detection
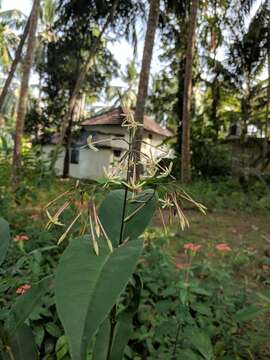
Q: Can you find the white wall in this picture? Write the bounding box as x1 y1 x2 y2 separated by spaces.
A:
41 127 172 180
42 145 112 179
72 148 112 179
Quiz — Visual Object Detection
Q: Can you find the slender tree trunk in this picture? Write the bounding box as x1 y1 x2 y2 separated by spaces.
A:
0 11 32 113
181 0 199 183
63 118 73 178
59 0 120 144
12 0 40 183
131 0 160 180
211 78 220 140
263 26 270 166
62 97 81 178
176 57 185 156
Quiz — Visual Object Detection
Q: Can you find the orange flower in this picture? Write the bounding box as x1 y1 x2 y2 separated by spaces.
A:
16 284 31 295
215 243 231 252
184 242 201 252
14 235 29 242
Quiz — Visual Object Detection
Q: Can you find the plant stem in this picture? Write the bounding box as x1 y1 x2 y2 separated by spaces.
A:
172 322 181 360
106 305 117 360
119 186 128 245
107 129 133 359
6 346 15 360
119 129 132 245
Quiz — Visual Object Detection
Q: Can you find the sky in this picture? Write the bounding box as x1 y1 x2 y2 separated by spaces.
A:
2 0 266 86
2 0 160 88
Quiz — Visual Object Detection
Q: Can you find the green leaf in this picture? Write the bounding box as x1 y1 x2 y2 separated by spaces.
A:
99 189 157 247
92 317 110 360
7 324 38 360
189 331 214 360
109 311 133 360
235 305 264 322
56 336 69 360
55 236 143 360
0 218 10 266
179 349 204 360
109 274 142 360
6 276 53 336
45 322 62 338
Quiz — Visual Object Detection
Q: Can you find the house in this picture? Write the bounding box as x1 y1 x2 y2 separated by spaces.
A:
41 107 173 179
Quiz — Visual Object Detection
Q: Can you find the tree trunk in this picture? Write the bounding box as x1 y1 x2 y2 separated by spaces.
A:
59 0 120 144
131 0 160 180
263 25 270 165
0 10 32 113
12 0 40 183
62 97 81 178
62 117 73 178
211 78 220 140
181 0 199 183
176 57 185 156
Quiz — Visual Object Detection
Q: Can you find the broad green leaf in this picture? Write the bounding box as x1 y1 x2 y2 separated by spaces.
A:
179 349 203 360
109 311 133 360
0 218 10 266
189 331 214 360
109 274 142 360
7 324 38 360
55 236 143 360
6 276 53 336
92 317 110 360
99 189 157 247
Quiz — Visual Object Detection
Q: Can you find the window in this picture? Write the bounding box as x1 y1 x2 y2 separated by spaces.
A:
148 134 153 139
113 149 121 158
70 148 79 164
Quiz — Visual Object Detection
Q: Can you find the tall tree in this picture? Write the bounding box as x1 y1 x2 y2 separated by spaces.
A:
12 0 40 183
181 0 199 183
0 13 31 113
132 0 160 180
59 0 120 145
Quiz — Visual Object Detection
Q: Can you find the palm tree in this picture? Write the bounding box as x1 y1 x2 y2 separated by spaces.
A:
106 59 139 108
132 0 160 180
0 0 56 112
12 0 40 183
0 8 26 71
181 0 199 183
0 10 30 112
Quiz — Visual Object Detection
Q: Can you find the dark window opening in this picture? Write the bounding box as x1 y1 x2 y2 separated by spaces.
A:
113 149 121 158
71 148 80 164
148 133 153 139
229 124 237 136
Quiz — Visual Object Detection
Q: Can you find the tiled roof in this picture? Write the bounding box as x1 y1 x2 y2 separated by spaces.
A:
81 107 173 137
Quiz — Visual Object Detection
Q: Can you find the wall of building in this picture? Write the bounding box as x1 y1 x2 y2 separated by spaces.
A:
83 125 171 160
42 145 113 179
83 125 128 150
74 147 112 179
41 126 172 179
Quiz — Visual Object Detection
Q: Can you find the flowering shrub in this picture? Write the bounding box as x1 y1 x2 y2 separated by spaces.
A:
131 233 270 359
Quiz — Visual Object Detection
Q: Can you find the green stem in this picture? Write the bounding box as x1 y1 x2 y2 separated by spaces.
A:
106 305 117 360
119 129 132 245
119 186 128 245
106 129 133 360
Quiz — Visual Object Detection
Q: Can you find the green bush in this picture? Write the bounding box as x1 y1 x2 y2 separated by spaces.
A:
128 232 269 359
